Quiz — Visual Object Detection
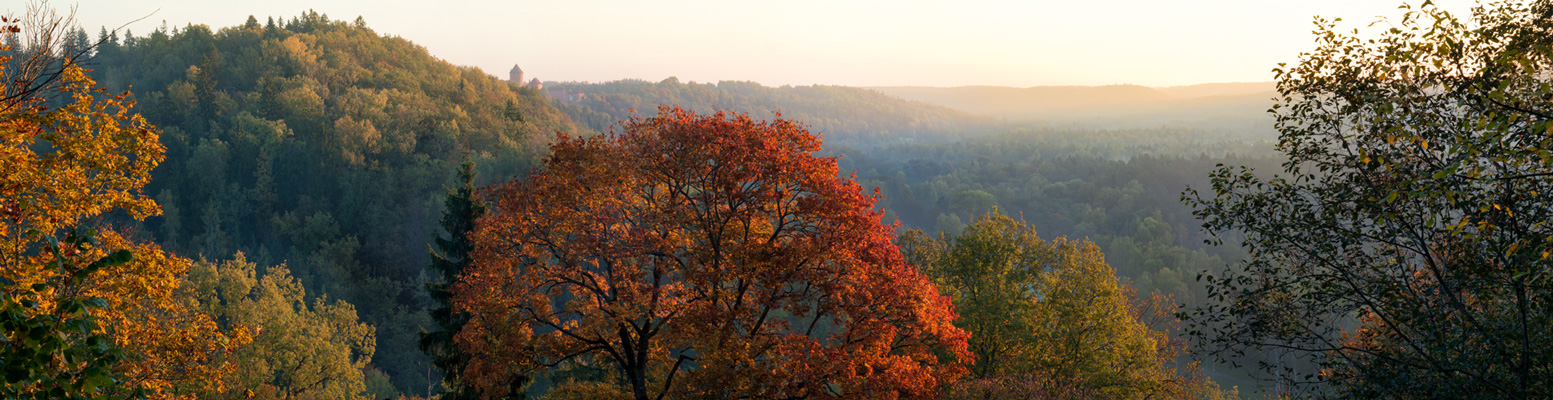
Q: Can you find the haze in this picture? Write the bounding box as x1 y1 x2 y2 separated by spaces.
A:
69 0 1475 87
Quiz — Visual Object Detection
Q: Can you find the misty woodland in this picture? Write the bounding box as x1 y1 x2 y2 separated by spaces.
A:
3 1 1552 400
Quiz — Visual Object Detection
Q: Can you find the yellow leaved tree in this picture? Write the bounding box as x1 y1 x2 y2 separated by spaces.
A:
0 4 248 398
182 255 377 400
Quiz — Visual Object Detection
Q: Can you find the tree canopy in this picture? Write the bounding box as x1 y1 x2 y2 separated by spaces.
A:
457 106 969 400
900 210 1231 400
547 79 1000 145
182 255 377 400
1 8 245 399
1185 1 1553 398
84 12 588 394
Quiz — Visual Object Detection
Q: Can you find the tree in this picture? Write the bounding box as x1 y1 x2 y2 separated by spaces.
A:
182 255 377 400
0 2 102 119
899 211 1039 380
86 14 587 392
1183 1 1553 398
422 157 490 400
1 5 246 398
456 106 969 400
0 230 134 399
899 210 1223 400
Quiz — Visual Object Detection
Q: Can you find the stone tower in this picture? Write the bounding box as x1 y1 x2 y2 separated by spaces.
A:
528 78 543 90
509 64 524 83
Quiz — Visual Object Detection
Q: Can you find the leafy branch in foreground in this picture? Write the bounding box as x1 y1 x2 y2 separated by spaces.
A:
1184 1 1553 398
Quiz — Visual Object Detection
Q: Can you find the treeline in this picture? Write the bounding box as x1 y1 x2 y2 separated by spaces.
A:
10 7 1274 400
838 128 1282 306
65 12 1280 396
83 12 583 395
868 84 1279 139
12 0 1550 398
446 107 1239 400
547 78 1002 144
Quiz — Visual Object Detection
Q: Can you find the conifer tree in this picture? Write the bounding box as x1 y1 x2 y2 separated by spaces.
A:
421 158 494 399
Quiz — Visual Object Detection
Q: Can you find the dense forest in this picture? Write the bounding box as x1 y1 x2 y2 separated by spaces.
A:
84 12 583 395
546 78 1287 308
0 10 1313 400
836 129 1282 304
546 79 1002 145
6 1 1553 399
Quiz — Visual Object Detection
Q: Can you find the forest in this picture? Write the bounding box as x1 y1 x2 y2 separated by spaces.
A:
87 12 584 396
545 79 1003 145
4 1 1553 400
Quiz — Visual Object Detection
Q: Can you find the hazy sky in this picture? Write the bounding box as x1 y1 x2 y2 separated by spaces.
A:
61 0 1477 87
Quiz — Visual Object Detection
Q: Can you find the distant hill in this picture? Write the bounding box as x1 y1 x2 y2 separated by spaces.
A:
866 82 1278 139
1155 81 1276 99
546 78 1002 145
866 85 1172 117
868 82 1276 119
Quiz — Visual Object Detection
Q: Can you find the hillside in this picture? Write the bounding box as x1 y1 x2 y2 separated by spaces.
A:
867 83 1278 139
1155 81 1275 99
88 12 585 396
867 84 1171 117
545 78 1002 145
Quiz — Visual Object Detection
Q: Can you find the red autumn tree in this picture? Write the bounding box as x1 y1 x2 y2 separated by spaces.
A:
455 106 969 400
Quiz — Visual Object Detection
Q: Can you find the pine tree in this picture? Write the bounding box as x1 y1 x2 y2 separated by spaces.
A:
420 158 497 400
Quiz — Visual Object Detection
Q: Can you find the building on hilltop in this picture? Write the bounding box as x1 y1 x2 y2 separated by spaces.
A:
511 63 564 98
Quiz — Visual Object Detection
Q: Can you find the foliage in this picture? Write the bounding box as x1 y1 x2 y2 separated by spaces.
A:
0 231 133 400
837 128 1282 305
898 212 1043 380
900 211 1228 399
86 12 587 394
548 79 1000 145
458 106 969 400
0 2 96 120
942 373 1100 400
1183 1 1553 398
1 9 246 398
183 254 376 400
421 158 490 400
943 373 1240 400
538 380 633 400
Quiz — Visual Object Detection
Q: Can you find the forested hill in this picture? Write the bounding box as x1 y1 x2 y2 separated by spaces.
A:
86 12 582 395
546 78 1001 144
869 83 1278 138
869 82 1275 117
871 84 1172 116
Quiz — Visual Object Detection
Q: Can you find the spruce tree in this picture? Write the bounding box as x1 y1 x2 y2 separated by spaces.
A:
421 159 489 400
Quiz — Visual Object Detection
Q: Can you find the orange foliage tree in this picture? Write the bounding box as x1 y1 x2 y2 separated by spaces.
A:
456 106 969 400
0 7 247 398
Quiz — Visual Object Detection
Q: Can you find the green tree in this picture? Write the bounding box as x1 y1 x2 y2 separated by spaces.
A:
421 158 493 400
184 254 376 400
901 210 1224 399
1183 1 1553 398
900 211 1041 379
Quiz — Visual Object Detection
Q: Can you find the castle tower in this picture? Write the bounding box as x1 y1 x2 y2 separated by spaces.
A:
528 78 543 90
509 64 524 83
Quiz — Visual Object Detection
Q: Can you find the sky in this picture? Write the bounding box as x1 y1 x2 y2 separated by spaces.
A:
59 0 1478 88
